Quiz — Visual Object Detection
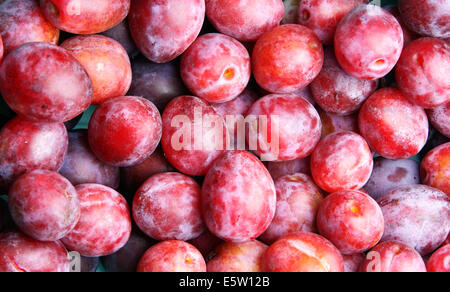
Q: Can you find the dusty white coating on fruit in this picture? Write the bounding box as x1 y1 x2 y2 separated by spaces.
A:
427 244 450 272
88 96 162 167
428 103 450 138
40 0 130 34
61 34 132 104
247 94 321 161
396 38 450 109
398 0 450 38
181 33 251 103
334 5 404 80
298 0 368 45
0 231 69 272
286 236 332 271
161 96 227 176
343 254 365 272
206 0 284 42
0 117 68 191
252 24 324 93
364 158 420 201
8 170 80 241
362 241 427 272
263 232 344 272
59 131 120 189
421 142 450 196
129 0 204 63
0 0 59 54
0 42 93 122
359 88 429 159
260 173 323 244
61 184 131 257
311 131 373 193
311 48 378 115
317 190 384 255
138 240 206 272
133 172 205 241
202 151 276 243
377 184 450 256
211 89 257 137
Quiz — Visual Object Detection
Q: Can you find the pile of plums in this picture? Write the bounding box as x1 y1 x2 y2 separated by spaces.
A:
0 0 448 272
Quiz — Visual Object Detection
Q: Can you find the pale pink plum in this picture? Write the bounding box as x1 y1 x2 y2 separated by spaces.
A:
61 184 132 257
428 103 450 138
0 116 68 192
298 0 368 45
318 109 359 138
0 0 59 55
128 56 188 112
384 5 418 45
246 94 322 161
180 33 251 103
8 170 80 242
59 131 120 189
395 38 450 109
161 96 227 176
61 35 132 105
133 172 205 241
334 5 403 80
361 241 427 272
202 151 276 243
281 0 299 25
311 48 378 115
205 0 284 42
421 143 450 196
427 244 450 272
40 0 130 34
262 232 345 272
120 146 175 195
317 190 384 255
253 25 324 94
207 240 268 272
0 231 69 272
129 0 205 63
260 173 324 245
364 158 420 201
188 230 223 258
88 96 162 167
343 254 365 272
377 185 450 256
101 19 138 56
101 229 154 272
265 157 311 180
311 131 373 193
398 0 450 38
137 240 206 272
0 42 93 122
358 88 429 159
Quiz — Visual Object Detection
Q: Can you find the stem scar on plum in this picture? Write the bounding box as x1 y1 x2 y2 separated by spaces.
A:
223 68 235 80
